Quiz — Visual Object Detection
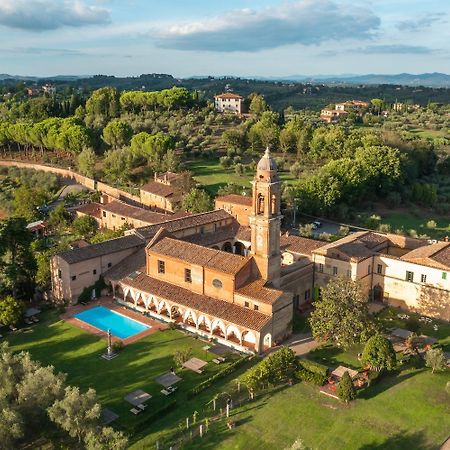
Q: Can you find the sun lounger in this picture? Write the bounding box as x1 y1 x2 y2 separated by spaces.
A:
161 389 171 396
137 404 146 410
212 359 221 364
24 318 33 325
217 357 226 362
9 325 18 331
31 316 39 323
130 408 141 415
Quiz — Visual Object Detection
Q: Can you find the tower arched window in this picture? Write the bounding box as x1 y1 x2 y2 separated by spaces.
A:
271 194 277 215
257 194 265 214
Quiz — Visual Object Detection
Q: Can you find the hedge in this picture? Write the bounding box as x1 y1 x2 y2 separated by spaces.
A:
124 400 177 434
298 359 329 378
295 368 327 386
186 356 249 399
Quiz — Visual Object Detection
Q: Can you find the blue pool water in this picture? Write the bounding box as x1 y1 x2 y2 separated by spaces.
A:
75 306 150 339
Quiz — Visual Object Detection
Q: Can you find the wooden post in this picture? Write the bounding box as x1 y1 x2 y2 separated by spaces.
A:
200 424 203 438
213 398 216 411
186 417 189 429
226 404 230 418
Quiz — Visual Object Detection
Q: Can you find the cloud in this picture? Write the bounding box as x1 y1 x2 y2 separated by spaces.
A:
0 0 111 31
398 14 444 32
152 0 380 52
321 44 435 57
358 45 434 55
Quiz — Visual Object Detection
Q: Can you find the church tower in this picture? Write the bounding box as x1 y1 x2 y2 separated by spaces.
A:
249 147 282 287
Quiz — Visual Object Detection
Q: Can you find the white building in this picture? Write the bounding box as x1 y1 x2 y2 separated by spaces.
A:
214 93 244 114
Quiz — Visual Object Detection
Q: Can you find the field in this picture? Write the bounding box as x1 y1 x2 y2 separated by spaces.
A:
6 307 450 449
5 309 248 445
185 157 296 195
376 209 450 239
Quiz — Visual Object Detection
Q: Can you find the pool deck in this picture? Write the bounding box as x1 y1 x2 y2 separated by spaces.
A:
61 296 168 345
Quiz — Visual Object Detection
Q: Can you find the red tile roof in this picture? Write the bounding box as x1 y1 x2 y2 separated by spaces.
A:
214 93 243 100
280 234 325 256
401 242 450 270
74 202 102 219
140 181 175 197
148 237 250 275
101 201 169 224
216 194 252 207
121 272 271 331
236 278 284 305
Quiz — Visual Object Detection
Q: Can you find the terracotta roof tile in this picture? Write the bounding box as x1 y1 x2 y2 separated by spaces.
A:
135 210 232 240
236 278 284 305
216 194 252 207
101 201 170 224
74 202 102 219
214 93 243 99
104 248 146 282
280 234 325 256
57 235 144 264
122 273 271 331
140 181 175 197
149 237 250 275
401 242 450 270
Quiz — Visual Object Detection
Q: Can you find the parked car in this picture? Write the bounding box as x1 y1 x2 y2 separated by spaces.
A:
312 221 322 230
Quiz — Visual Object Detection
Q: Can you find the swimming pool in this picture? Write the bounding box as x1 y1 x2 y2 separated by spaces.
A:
75 306 150 339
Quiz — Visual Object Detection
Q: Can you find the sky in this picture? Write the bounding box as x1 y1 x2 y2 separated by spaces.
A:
0 0 449 77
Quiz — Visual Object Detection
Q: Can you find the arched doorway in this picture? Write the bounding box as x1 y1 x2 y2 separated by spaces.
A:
222 242 233 253
373 284 383 302
234 241 245 256
263 333 272 349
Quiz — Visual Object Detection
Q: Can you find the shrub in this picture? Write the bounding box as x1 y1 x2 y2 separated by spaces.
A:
336 371 356 403
405 317 420 333
295 368 326 386
298 359 329 378
186 357 248 398
426 220 437 229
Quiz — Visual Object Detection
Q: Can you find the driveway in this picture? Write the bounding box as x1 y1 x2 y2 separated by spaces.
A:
286 333 320 357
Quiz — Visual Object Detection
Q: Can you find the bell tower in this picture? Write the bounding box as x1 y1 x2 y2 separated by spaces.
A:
249 147 282 286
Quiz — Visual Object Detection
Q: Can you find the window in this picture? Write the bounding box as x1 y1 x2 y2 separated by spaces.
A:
406 271 414 282
332 266 338 276
71 275 76 281
158 260 165 274
93 269 97 275
200 226 205 235
318 263 324 273
102 211 106 218
185 268 192 283
304 289 311 301
254 304 259 311
212 279 223 288
347 269 352 278
377 264 383 274
368 265 371 275
421 274 427 283
443 272 447 280
244 301 249 308
121 217 125 221
58 269 62 279
107 262 112 268
112 214 116 218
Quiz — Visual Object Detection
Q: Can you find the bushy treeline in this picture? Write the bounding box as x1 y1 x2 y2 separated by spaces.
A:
0 342 128 450
0 117 93 155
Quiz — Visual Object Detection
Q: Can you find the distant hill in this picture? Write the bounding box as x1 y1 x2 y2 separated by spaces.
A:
265 72 450 88
1 72 450 87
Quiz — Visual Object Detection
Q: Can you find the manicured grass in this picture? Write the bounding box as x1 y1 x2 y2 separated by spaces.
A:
407 127 450 140
185 157 296 196
5 309 245 434
182 367 450 450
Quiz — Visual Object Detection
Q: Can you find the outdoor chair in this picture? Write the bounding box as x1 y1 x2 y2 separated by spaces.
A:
212 359 221 364
218 357 226 362
32 316 39 323
24 318 33 325
130 408 141 415
137 403 146 411
9 325 18 331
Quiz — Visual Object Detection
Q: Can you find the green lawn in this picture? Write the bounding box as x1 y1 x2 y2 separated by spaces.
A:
5 310 246 437
185 157 296 196
374 210 450 239
182 368 449 450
